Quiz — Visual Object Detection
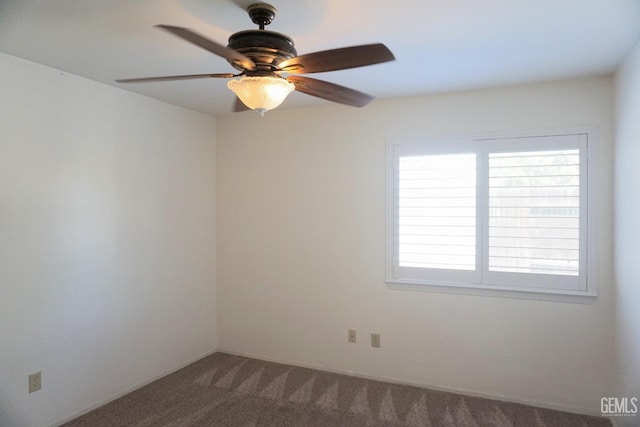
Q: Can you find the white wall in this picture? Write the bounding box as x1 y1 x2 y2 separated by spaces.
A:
0 53 217 427
614 40 640 426
217 77 615 415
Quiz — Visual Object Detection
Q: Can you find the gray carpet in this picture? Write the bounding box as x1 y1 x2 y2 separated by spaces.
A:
63 352 611 426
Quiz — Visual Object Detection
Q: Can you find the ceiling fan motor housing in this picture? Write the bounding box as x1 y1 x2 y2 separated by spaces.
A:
227 30 297 73
227 3 296 74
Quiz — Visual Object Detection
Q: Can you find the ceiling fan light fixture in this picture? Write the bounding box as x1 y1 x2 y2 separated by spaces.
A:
227 76 294 115
117 3 395 114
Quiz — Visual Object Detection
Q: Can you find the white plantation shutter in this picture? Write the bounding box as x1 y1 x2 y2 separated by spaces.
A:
487 149 580 276
391 140 480 285
388 132 589 297
481 135 587 291
398 153 476 270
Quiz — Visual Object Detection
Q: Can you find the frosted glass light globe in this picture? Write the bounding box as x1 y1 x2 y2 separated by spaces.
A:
227 76 295 116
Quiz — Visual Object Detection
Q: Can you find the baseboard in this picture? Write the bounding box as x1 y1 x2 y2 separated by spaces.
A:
218 347 604 420
50 347 219 427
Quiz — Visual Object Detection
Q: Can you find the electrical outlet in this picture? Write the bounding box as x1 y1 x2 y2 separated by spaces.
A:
348 329 357 343
28 372 42 393
371 333 381 348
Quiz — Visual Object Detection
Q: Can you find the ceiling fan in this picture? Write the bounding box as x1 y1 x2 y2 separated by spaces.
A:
116 2 395 115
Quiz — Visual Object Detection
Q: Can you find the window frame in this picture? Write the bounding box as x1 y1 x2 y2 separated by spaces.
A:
386 128 597 303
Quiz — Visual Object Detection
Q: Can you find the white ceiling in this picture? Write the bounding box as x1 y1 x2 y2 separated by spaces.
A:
1 0 639 117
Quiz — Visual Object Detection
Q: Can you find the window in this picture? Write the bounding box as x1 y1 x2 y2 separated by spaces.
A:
387 131 593 301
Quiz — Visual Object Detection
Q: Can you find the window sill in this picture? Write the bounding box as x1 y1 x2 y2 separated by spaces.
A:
386 279 597 304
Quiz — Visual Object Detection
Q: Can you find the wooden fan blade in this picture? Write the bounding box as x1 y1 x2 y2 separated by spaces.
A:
233 97 250 112
278 43 394 74
287 76 374 107
116 73 236 83
156 25 256 71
